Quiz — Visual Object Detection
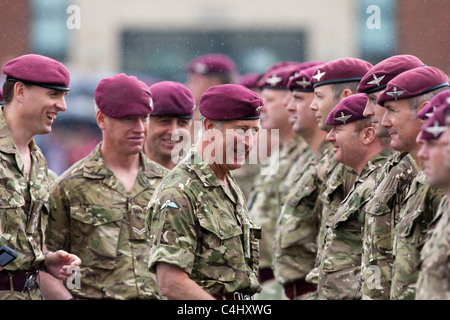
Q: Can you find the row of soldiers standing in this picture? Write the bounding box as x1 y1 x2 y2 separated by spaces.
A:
0 51 448 300
246 54 449 300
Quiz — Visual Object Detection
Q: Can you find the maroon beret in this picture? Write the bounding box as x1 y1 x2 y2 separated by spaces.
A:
238 73 262 89
257 64 302 90
419 90 450 140
357 55 425 93
377 66 449 106
199 84 264 121
95 73 153 118
187 53 237 75
2 54 70 91
311 57 373 88
288 65 324 92
326 93 368 126
417 102 437 120
149 81 195 119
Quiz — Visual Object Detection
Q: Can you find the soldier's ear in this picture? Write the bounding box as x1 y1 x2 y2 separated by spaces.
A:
415 100 430 115
13 82 27 103
339 88 353 100
96 110 106 130
362 126 376 145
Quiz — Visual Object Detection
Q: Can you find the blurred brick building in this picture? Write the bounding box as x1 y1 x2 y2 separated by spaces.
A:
396 0 449 74
0 0 31 72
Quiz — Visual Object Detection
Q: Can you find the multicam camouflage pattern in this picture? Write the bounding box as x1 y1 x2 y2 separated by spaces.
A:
416 197 449 300
317 149 392 300
307 147 357 286
279 136 311 200
273 140 332 290
0 109 49 299
47 144 168 300
361 152 419 300
390 171 444 300
247 135 309 270
147 148 261 297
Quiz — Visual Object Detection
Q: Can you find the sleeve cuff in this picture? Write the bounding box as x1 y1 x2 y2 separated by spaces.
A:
149 244 195 275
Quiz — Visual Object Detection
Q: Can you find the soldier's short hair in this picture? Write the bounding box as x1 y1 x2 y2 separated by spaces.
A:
331 81 360 101
199 115 225 138
2 80 15 106
409 86 450 111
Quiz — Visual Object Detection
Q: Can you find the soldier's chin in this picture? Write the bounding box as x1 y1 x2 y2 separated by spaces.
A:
226 155 245 170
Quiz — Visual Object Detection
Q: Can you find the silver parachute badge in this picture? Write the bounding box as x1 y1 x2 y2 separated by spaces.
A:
160 200 179 210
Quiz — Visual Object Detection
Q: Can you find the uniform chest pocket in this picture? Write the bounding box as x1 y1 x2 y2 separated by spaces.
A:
196 212 243 282
0 188 25 209
364 190 395 261
70 204 124 269
197 214 242 241
396 207 428 241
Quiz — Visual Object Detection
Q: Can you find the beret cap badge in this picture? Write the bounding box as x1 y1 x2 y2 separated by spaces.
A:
367 74 386 86
386 86 405 100
335 112 353 124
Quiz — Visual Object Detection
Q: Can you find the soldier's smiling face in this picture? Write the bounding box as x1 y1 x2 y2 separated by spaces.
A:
326 122 362 170
98 112 149 156
206 119 261 172
146 115 191 163
18 83 68 135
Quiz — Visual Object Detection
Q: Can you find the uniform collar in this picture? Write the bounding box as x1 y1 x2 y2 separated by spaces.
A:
184 148 220 187
185 148 242 204
83 143 167 193
359 148 393 179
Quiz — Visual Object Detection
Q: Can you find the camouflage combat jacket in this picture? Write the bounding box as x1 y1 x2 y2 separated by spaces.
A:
47 143 168 300
247 135 309 270
390 171 444 300
361 152 418 300
317 150 391 300
0 109 50 298
147 148 261 296
415 197 449 300
307 148 357 285
273 140 332 285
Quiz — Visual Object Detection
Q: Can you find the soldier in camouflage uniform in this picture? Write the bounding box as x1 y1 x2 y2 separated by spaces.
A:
306 58 373 285
272 66 331 300
415 92 450 299
368 67 449 300
47 73 168 300
185 53 238 144
144 81 194 170
317 94 392 299
356 55 426 299
246 63 310 296
147 84 263 300
391 92 449 300
0 54 80 300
